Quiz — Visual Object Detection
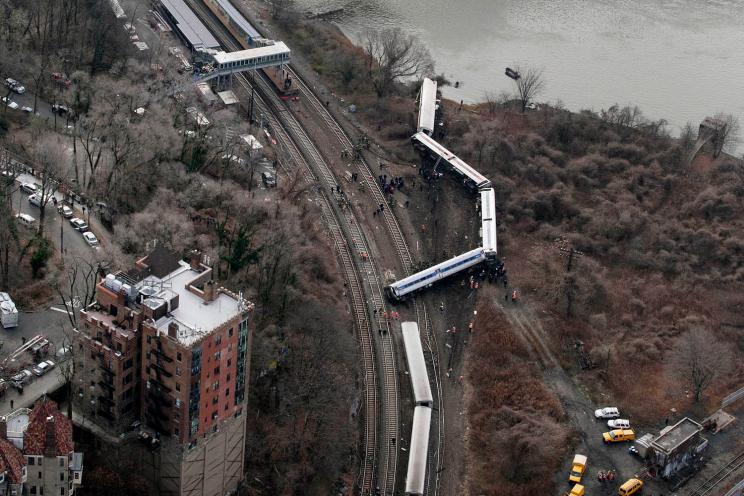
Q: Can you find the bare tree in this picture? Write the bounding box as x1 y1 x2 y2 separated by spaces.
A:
511 65 545 113
712 113 740 158
0 149 23 288
669 327 732 402
26 133 69 237
270 0 295 20
362 28 434 97
54 255 110 328
679 121 697 154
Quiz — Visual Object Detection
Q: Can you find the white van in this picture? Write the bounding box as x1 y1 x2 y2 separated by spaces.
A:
15 213 36 228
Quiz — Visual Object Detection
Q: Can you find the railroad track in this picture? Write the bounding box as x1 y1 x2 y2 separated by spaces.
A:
687 450 744 496
289 69 445 495
185 3 401 493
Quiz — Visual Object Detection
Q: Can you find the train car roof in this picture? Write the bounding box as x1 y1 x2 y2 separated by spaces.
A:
417 78 437 133
401 322 433 405
213 0 262 40
405 406 432 495
412 132 490 186
391 247 485 289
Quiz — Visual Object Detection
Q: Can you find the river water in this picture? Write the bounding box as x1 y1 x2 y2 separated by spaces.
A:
295 0 744 135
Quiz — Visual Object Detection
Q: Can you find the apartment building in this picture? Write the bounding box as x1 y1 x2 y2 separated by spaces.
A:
73 247 253 495
0 432 25 496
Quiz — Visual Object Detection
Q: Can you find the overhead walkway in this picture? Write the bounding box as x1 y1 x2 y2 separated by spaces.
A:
198 42 290 82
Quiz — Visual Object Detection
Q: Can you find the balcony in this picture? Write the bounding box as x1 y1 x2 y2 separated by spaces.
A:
152 348 174 363
148 377 172 393
99 361 115 375
151 362 172 378
98 380 115 391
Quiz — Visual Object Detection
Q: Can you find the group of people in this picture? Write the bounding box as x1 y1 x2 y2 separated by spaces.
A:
377 174 405 196
597 470 616 482
372 203 386 216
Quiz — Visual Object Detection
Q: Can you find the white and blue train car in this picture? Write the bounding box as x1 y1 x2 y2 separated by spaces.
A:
405 405 432 496
480 188 498 258
401 322 433 407
385 248 486 301
411 132 491 191
417 77 438 135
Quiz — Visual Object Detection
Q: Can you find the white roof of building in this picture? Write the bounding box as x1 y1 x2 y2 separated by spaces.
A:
6 408 30 449
213 42 289 65
137 262 244 346
239 134 263 150
217 90 239 105
0 293 17 315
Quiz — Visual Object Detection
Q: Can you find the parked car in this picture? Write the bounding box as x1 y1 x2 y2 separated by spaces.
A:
607 419 631 429
28 194 43 207
51 72 72 87
15 213 36 228
4 78 25 94
32 359 55 376
594 407 620 419
51 103 70 115
20 183 38 194
58 205 73 218
262 171 277 188
83 231 99 248
563 484 584 496
568 454 587 483
618 478 643 496
11 369 32 387
69 217 88 231
603 429 635 443
21 106 34 114
1 97 19 110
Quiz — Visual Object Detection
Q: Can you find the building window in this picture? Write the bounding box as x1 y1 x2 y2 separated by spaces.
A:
60 472 65 481
60 488 64 495
59 457 65 467
213 367 220 376
116 343 122 352
147 336 151 344
124 358 133 370
28 456 35 465
214 335 222 346
30 487 36 495
212 382 219 391
175 427 180 436
212 411 218 420
212 397 218 405
177 352 182 361
176 367 181 376
227 358 231 367
38 471 42 479
123 373 133 385
224 403 228 411
175 383 181 392
225 388 230 397
228 328 233 337
38 456 43 465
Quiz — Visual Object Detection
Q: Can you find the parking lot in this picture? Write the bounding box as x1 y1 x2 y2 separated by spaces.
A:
0 306 71 415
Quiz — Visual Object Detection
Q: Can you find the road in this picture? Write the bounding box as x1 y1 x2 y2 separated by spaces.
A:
12 173 103 258
2 86 60 122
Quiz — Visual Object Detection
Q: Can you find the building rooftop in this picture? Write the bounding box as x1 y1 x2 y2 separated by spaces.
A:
159 0 220 51
138 262 244 346
651 417 703 454
213 42 289 65
24 399 74 456
0 437 24 483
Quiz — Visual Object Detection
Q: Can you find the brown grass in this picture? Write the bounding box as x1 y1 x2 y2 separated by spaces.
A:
464 294 569 496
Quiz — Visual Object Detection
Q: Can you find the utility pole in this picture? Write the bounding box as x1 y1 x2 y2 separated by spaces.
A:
559 246 583 318
60 221 64 263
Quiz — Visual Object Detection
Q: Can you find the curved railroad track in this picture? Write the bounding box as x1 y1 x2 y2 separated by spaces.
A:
289 69 445 496
185 3 403 493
